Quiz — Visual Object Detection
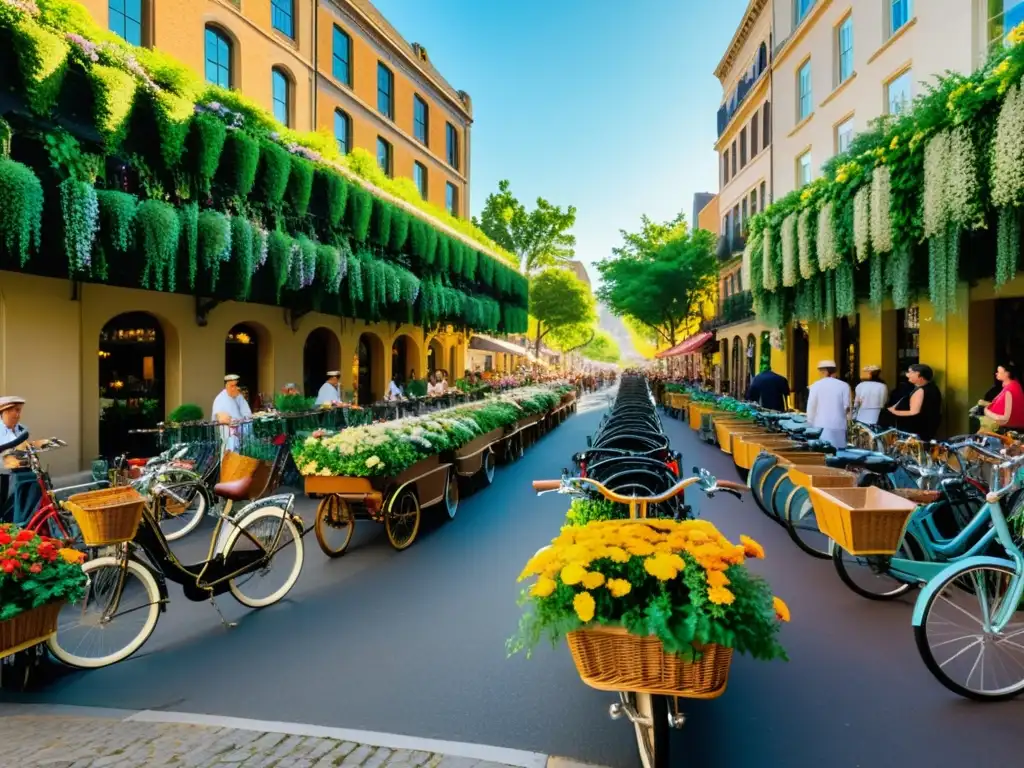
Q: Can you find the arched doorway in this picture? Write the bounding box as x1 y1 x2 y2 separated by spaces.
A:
99 312 165 458
226 323 261 408
303 327 341 397
357 332 383 404
427 338 444 378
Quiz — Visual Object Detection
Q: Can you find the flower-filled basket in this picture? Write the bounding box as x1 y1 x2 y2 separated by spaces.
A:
0 525 87 658
510 519 789 697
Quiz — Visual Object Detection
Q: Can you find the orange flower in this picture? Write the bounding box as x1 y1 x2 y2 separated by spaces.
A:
773 596 791 622
58 548 86 565
706 570 730 589
740 535 765 559
707 586 736 606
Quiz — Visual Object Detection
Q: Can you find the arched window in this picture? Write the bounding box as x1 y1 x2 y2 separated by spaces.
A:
204 26 232 88
334 109 352 155
272 67 290 127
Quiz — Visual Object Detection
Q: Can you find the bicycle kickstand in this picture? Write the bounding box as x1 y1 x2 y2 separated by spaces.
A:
208 596 238 629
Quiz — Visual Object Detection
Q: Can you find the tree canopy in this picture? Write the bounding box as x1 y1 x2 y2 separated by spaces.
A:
529 268 595 356
580 330 621 364
597 221 717 349
473 180 577 274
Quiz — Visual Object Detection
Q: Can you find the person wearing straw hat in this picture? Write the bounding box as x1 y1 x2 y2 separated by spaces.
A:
806 360 851 449
316 371 342 406
0 396 42 525
854 365 888 425
212 375 252 453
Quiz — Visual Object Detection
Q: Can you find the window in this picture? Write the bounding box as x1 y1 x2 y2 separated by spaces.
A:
731 141 737 176
737 268 743 291
332 26 352 86
446 182 459 216
836 116 855 154
731 205 741 241
204 26 232 88
988 1 1024 50
751 115 759 157
887 69 913 115
377 63 394 119
741 198 749 234
837 16 854 84
889 0 912 36
797 151 813 186
109 0 142 46
413 95 429 145
763 101 771 144
722 152 729 184
796 0 816 24
334 109 351 155
797 60 812 121
740 127 748 167
414 162 428 199
377 136 392 177
272 68 290 127
271 0 293 38
446 122 460 170
751 188 758 216
760 181 767 209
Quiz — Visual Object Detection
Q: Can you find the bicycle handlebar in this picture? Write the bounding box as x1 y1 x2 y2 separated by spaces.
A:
533 475 750 504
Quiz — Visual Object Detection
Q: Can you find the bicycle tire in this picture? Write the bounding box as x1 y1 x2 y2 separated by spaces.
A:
782 486 831 559
155 474 208 541
831 537 918 600
225 507 305 608
631 692 669 768
47 557 161 669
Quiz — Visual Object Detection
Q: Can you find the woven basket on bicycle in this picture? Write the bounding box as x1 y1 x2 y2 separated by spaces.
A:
64 486 146 547
566 626 732 698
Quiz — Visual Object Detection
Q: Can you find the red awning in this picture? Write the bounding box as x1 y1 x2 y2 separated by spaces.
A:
656 331 714 358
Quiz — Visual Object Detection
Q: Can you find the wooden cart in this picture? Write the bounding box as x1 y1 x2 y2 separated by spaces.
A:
307 454 457 556
452 427 505 486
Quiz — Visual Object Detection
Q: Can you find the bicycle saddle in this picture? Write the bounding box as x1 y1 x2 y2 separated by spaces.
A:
825 449 897 472
804 439 836 454
214 475 253 501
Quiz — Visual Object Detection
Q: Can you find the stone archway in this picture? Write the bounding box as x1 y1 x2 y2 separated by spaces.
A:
98 311 166 458
391 333 424 387
358 331 385 404
303 327 342 398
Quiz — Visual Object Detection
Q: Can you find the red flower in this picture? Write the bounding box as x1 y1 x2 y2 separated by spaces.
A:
15 529 34 542
0 532 10 545
4 548 15 558
19 552 29 560
28 563 41 574
2 560 17 573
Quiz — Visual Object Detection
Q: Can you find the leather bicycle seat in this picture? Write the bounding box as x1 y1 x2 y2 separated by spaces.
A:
801 427 823 440
214 476 253 501
804 440 836 454
825 450 897 472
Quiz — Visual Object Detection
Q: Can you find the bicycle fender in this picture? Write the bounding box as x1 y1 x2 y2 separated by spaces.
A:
911 555 1015 627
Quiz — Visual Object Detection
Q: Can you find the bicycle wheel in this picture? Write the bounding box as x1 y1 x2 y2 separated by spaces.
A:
831 537 918 600
443 470 459 520
758 465 790 524
225 507 304 608
625 692 668 768
314 495 354 558
782 487 831 559
480 449 496 486
386 488 421 550
153 476 207 541
915 562 1024 700
47 557 161 669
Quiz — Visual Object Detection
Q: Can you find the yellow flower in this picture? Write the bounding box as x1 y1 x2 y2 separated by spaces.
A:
530 577 557 597
573 591 596 622
365 456 382 469
774 596 792 622
800 189 813 202
644 554 682 581
606 578 632 598
582 571 606 589
58 548 86 565
708 586 736 606
605 546 630 563
301 461 319 475
994 61 1012 78
889 135 899 151
1009 21 1024 45
740 535 766 559
706 570 730 589
626 540 656 557
560 562 587 586
835 172 848 184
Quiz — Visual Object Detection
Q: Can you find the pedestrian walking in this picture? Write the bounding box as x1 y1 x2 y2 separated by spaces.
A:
854 366 888 425
745 364 790 412
887 363 942 440
806 360 851 449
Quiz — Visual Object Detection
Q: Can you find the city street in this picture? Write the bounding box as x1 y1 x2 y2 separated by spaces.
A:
4 390 1024 768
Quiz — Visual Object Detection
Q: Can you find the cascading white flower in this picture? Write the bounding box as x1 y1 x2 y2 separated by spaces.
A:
816 202 839 270
781 213 798 286
870 165 893 254
741 230 758 289
992 83 1024 209
947 125 982 231
797 207 814 279
922 131 951 239
853 184 871 263
762 226 777 291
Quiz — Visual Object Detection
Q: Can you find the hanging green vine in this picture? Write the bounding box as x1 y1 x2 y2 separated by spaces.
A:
187 112 227 196
0 158 43 266
217 130 260 198
389 207 409 252
268 230 293 302
229 215 254 300
370 199 392 247
60 178 99 276
135 199 180 291
197 209 231 292
96 189 137 280
996 206 1021 287
287 155 313 216
257 139 291 207
346 186 373 242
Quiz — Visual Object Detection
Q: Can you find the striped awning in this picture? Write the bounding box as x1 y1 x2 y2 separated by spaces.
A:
655 331 714 359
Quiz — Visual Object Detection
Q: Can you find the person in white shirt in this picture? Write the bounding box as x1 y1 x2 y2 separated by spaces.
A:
315 371 342 406
434 369 448 394
854 366 888 425
386 375 404 401
426 373 442 397
212 374 253 453
806 360 851 449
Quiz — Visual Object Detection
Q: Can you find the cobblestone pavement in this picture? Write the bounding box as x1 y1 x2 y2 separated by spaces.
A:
0 715 519 768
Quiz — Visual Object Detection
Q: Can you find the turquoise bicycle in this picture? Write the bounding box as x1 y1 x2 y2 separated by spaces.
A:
913 452 1024 700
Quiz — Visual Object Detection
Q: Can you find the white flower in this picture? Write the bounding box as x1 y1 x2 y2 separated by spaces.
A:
365 456 382 469
318 468 332 476
741 231 758 292
923 130 951 239
816 202 839 271
853 185 871 263
992 83 1024 209
870 165 893 253
946 125 982 231
762 226 777 291
301 461 318 475
781 213 798 287
797 207 815 279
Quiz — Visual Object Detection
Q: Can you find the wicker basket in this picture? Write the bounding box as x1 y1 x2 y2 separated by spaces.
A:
809 486 918 555
787 465 858 490
64 486 146 547
566 626 732 698
890 488 943 505
220 451 262 483
0 601 64 659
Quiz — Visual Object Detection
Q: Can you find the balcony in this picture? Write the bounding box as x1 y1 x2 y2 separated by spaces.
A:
703 291 755 331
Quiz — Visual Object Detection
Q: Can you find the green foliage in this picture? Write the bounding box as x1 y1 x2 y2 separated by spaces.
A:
275 392 315 413
268 230 293 302
529 267 596 353
41 128 100 183
479 249 495 285
257 139 291 207
59 177 99 275
96 189 138 254
0 524 88 622
474 179 577 273
463 248 478 280
134 46 203 101
435 232 451 272
135 199 180 291
197 210 231 292
201 85 279 136
316 243 342 294
168 403 204 422
291 235 317 292
312 168 348 226
11 18 69 115
450 238 465 276
0 158 43 266
151 89 194 167
580 329 621 363
347 248 364 302
287 154 314 216
88 63 137 148
229 215 254 300
178 201 198 289
565 497 627 526
217 130 260 198
370 198 392 247
187 112 227 196
346 185 373 242
389 206 409 251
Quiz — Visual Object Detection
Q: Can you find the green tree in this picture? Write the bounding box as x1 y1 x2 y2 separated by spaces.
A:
597 225 717 348
610 210 688 261
473 179 577 274
580 330 620 364
546 322 595 354
529 268 595 357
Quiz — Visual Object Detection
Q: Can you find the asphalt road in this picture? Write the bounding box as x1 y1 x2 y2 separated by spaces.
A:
5 388 1024 768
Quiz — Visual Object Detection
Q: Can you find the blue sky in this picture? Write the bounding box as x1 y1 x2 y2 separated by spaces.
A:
373 0 749 281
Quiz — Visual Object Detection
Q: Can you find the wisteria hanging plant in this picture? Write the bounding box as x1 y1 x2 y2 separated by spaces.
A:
781 213 797 287
869 165 893 254
853 184 871 263
816 202 840 271
761 225 776 291
60 177 99 276
796 206 816 280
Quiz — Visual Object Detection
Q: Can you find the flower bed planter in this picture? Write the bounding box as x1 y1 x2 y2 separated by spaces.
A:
0 602 63 659
452 427 505 477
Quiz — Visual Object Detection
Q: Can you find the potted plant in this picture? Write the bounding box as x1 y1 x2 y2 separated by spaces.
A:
509 518 789 695
0 525 87 657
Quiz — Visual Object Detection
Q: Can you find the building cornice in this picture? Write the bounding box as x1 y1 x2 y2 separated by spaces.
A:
714 0 771 81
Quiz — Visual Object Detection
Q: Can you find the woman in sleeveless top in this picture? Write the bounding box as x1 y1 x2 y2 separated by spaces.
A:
888 364 943 440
